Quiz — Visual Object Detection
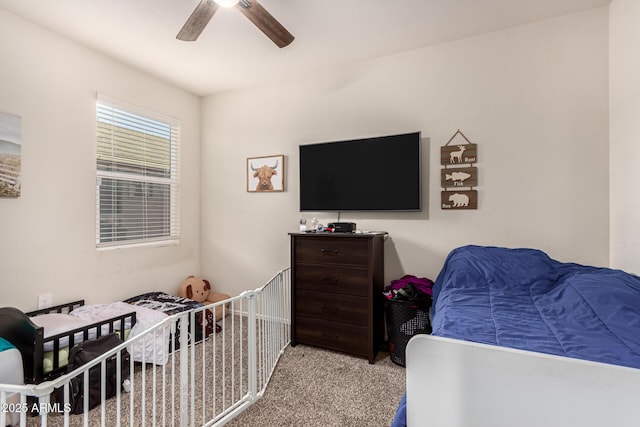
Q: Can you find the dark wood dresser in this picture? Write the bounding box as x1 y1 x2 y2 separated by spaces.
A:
290 232 385 363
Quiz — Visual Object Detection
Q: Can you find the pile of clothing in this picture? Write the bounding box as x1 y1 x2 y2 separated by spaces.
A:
383 275 433 306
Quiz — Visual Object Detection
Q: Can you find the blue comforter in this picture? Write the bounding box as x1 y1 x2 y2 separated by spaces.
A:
391 245 640 427
432 245 640 368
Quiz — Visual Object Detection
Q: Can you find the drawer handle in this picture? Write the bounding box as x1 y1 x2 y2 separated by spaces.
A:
322 305 339 312
320 248 340 256
321 332 338 340
321 276 339 283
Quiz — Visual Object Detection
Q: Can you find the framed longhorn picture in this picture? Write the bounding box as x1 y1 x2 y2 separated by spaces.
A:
247 154 284 192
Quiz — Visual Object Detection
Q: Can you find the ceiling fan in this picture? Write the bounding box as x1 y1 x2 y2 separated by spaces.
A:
177 0 294 48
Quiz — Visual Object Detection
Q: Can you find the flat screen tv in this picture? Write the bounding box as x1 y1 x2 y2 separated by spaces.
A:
299 132 421 211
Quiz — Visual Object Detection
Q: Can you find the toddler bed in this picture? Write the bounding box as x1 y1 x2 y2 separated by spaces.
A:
50 291 221 367
124 291 218 350
392 245 640 427
0 291 221 386
0 300 137 384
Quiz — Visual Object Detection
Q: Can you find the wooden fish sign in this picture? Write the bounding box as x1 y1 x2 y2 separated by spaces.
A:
441 190 477 210
441 166 477 188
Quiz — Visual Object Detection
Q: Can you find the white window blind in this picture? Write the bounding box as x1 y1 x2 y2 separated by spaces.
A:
96 94 180 248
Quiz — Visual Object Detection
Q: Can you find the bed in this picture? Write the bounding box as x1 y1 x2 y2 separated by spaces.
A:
392 245 640 427
0 291 221 386
63 292 220 366
124 291 218 350
0 300 137 384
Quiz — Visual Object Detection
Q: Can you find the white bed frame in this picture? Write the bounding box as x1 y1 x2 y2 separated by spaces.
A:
0 268 291 427
406 335 640 427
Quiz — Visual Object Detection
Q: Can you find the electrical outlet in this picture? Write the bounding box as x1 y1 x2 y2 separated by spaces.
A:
38 293 52 309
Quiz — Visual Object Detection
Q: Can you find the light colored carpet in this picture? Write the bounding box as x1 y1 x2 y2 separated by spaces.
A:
26 319 405 426
227 344 406 427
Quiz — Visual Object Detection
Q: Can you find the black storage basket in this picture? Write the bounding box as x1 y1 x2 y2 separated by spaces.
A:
385 298 432 367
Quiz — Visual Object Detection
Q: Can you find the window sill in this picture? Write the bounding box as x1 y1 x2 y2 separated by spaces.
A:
96 238 180 251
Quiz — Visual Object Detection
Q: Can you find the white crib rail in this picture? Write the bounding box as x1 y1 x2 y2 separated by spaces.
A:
0 268 291 427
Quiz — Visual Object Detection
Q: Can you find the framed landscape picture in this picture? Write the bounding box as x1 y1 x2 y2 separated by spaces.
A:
247 154 284 192
0 112 21 197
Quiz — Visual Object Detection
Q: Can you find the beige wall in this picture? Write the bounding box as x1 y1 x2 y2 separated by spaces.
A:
201 7 610 297
0 6 615 307
0 9 201 310
610 0 640 274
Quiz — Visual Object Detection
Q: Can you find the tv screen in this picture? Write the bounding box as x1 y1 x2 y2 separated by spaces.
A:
299 132 421 211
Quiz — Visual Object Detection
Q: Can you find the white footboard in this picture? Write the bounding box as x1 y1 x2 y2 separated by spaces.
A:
406 335 640 427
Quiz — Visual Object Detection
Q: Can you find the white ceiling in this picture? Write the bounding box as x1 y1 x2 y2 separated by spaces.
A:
0 0 610 96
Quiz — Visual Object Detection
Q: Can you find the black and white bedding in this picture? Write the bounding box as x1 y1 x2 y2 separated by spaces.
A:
124 292 203 315
124 292 217 350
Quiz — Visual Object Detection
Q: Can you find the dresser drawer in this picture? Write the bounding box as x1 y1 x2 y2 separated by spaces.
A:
294 237 370 266
295 290 368 325
295 316 368 356
295 265 369 296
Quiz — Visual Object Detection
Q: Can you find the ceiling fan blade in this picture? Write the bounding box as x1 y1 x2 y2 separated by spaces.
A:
236 0 294 48
177 0 220 41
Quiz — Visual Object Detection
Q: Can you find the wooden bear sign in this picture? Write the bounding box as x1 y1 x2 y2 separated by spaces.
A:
441 190 478 210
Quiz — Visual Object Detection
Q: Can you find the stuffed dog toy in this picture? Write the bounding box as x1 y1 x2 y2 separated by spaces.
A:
178 276 230 321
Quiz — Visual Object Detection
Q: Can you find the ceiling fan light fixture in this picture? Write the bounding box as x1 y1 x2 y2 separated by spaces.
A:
177 0 293 47
213 0 239 8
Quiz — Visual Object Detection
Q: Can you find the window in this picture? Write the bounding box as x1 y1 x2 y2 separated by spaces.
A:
96 95 180 248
